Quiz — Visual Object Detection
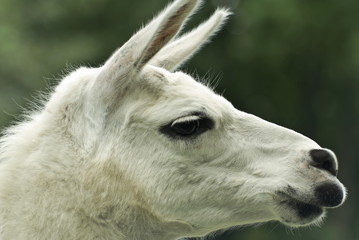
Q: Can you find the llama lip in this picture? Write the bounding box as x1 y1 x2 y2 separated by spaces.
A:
283 197 323 219
276 191 324 221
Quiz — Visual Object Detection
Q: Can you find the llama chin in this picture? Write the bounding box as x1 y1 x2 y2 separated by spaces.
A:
0 0 346 239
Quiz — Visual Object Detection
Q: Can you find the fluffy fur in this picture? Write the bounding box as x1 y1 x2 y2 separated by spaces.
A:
0 0 346 239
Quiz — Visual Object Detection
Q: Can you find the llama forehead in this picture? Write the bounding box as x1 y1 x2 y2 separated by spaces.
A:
137 66 235 124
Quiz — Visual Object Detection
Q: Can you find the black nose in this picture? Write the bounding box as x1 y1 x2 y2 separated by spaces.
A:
314 182 344 207
310 149 337 176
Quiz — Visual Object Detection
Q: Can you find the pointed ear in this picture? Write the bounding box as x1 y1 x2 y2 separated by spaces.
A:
97 0 201 84
148 9 231 72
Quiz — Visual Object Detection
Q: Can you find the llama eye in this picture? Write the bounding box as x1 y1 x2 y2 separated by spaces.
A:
171 120 200 136
160 115 214 139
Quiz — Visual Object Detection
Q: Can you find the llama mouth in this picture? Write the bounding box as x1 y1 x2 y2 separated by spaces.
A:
276 192 324 224
281 197 323 220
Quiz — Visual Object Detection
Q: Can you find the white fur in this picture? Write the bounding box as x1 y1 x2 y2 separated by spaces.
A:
0 0 346 239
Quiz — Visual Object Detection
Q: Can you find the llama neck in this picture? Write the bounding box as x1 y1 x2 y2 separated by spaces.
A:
0 149 187 239
98 206 189 240
77 160 192 240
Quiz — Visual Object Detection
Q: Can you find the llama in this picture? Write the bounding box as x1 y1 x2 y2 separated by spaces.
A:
0 0 346 239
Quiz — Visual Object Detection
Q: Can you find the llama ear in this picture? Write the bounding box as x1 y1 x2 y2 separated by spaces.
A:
96 0 201 86
148 9 231 72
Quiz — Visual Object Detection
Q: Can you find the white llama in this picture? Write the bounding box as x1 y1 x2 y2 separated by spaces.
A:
0 0 346 239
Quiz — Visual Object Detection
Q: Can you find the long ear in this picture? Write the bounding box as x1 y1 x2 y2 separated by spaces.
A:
96 0 201 86
148 8 231 72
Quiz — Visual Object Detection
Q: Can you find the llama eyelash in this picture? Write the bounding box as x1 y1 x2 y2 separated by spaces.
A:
170 115 203 128
160 114 214 139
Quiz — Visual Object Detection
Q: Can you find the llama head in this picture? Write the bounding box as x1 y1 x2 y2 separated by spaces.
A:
42 0 346 237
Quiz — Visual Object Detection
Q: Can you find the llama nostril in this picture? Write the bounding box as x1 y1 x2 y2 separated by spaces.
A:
309 149 337 176
315 182 344 207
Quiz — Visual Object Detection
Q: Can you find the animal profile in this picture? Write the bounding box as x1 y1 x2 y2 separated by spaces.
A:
0 0 346 239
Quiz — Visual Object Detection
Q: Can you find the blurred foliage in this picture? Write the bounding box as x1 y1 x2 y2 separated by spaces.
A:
0 0 358 239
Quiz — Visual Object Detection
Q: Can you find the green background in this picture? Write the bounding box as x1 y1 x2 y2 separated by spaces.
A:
0 0 358 239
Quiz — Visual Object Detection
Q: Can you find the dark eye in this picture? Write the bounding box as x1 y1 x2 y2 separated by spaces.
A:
171 119 200 136
160 115 214 139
